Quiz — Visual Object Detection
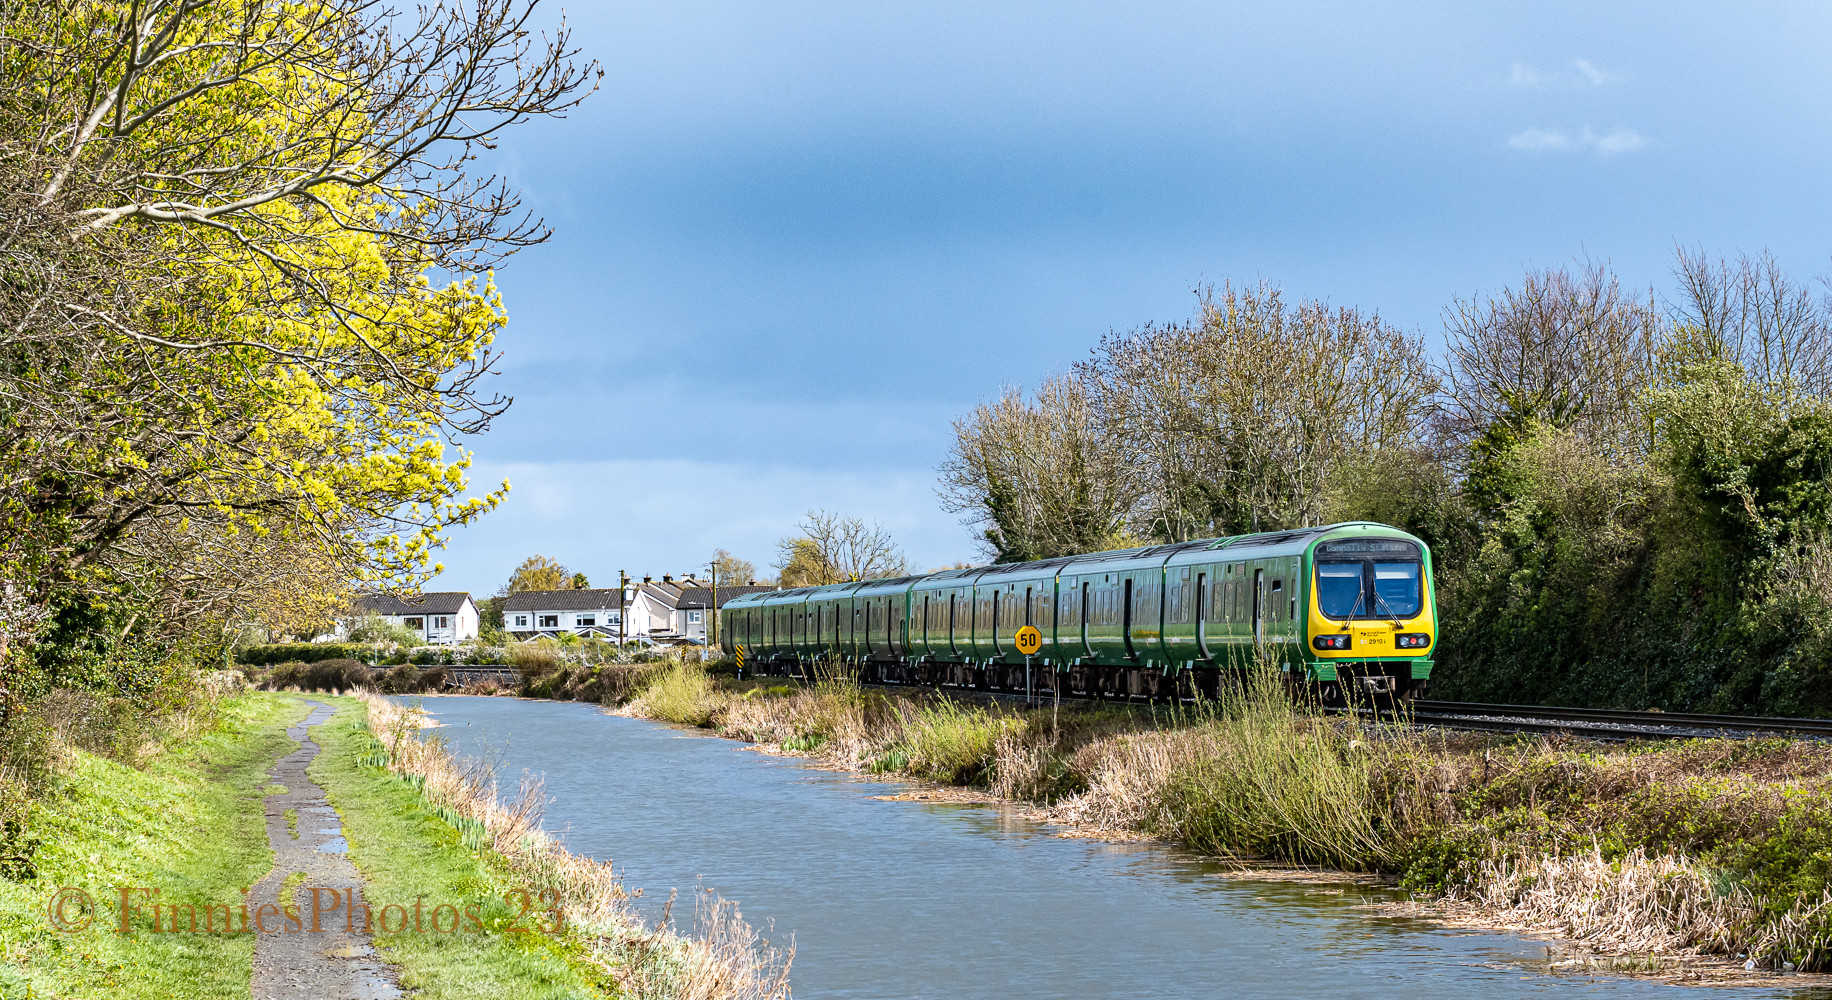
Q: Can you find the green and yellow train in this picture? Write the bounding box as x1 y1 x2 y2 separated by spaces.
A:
719 521 1437 703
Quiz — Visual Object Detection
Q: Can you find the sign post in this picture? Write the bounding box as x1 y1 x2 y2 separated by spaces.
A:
1015 625 1042 706
735 644 746 679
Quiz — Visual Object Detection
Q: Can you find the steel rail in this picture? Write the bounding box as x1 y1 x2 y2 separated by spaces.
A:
1409 700 1832 739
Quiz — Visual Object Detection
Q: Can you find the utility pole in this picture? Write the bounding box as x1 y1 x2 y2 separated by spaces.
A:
619 569 629 646
708 558 718 649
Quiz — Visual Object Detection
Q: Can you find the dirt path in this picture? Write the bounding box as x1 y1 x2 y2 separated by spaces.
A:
248 699 403 999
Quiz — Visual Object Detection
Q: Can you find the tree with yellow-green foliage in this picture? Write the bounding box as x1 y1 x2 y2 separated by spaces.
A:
502 556 576 594
0 0 598 693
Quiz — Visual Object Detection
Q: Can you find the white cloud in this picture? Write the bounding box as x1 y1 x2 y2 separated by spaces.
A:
1508 59 1615 90
1507 128 1577 152
1591 127 1646 155
1507 126 1646 158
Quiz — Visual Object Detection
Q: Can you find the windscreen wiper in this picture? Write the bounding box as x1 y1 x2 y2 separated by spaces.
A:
1340 585 1364 631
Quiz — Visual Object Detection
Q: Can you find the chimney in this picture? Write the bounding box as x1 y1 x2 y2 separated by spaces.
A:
643 575 651 584
662 574 673 583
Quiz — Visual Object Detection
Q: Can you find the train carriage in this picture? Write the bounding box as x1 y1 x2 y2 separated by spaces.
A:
906 568 981 684
722 521 1436 703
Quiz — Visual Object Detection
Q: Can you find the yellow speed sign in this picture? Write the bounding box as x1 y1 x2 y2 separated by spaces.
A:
1014 625 1042 656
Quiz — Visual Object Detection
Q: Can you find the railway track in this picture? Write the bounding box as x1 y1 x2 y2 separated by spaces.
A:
1403 700 1832 741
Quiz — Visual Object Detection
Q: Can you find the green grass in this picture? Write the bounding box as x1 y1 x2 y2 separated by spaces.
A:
902 699 1018 786
0 692 303 999
637 662 721 727
1146 673 1400 870
306 697 611 998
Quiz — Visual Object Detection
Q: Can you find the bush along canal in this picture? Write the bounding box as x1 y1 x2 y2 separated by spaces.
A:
415 691 1832 998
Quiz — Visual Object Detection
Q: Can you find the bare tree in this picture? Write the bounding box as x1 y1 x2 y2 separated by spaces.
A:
938 374 1138 562
1671 247 1832 398
1078 283 1437 539
1442 262 1663 459
774 511 906 585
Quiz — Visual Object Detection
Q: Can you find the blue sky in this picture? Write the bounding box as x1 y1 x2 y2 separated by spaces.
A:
427 0 1832 593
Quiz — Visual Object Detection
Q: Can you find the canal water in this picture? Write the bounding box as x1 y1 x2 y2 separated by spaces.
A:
409 696 1831 999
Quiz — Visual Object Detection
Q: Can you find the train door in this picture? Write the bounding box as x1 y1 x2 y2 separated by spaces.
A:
990 588 1001 656
1252 568 1265 643
1079 580 1091 655
1113 571 1128 659
1195 571 1210 659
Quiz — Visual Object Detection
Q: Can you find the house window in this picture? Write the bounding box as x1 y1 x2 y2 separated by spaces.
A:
434 616 449 629
688 611 703 624
404 617 424 630
576 615 595 627
608 612 621 624
539 614 559 628
514 615 528 628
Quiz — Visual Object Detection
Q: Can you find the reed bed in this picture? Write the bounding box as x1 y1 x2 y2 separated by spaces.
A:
360 693 792 999
612 660 1832 973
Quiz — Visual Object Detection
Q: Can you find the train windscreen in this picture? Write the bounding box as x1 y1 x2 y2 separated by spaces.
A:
1316 563 1364 616
1372 562 1421 617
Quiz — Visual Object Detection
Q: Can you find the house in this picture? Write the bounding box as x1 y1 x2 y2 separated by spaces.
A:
501 575 772 644
349 592 478 645
672 585 773 644
501 588 653 641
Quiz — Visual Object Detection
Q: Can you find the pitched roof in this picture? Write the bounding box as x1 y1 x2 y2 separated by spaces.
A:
353 591 473 616
502 589 627 612
638 582 683 608
674 586 773 609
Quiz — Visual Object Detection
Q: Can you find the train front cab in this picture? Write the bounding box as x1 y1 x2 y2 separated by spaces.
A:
1300 525 1436 705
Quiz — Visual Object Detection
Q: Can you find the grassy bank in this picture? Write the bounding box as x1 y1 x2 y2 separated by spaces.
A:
0 691 299 999
618 659 1832 972
307 695 611 997
342 693 792 999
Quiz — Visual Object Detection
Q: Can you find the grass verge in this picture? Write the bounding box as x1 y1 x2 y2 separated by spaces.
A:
0 691 301 999
307 694 609 998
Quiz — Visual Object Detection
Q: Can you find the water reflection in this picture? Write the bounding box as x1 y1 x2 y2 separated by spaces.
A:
409 696 1832 1000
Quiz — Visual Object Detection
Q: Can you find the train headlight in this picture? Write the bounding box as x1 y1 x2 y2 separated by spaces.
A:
1312 634 1350 651
1396 633 1431 649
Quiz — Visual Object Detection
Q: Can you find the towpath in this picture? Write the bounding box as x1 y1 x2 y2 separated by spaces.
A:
247 699 402 998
